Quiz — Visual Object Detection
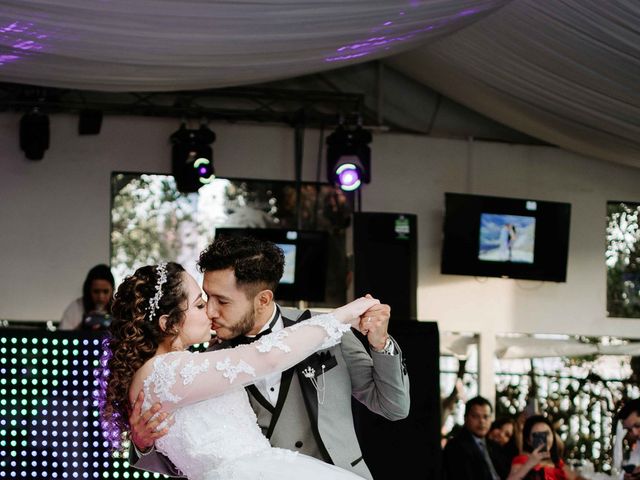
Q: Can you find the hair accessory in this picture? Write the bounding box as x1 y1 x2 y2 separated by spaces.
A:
147 262 168 322
302 365 326 405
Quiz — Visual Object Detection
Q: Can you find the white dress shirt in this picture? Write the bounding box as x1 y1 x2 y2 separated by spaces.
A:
247 305 283 405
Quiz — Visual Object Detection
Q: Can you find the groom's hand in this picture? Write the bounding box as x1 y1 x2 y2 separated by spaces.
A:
129 390 173 451
358 296 391 351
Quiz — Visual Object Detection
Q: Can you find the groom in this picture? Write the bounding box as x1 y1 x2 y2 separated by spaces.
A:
128 235 410 479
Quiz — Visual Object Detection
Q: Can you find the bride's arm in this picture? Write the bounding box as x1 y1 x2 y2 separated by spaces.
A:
142 297 377 412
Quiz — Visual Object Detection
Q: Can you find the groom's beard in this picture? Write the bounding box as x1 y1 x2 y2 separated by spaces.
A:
221 307 256 340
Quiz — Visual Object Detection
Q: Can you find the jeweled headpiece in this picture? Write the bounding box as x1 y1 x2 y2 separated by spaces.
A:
147 262 168 322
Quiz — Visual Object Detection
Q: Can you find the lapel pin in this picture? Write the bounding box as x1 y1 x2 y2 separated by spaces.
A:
302 365 326 404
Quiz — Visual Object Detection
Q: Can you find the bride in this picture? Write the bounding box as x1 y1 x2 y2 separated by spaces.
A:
98 262 379 480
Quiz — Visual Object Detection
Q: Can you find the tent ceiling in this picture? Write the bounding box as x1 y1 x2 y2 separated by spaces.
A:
386 0 640 168
1 0 638 168
0 0 506 91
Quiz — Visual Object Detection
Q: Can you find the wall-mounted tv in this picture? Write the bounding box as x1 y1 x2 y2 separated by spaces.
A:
441 192 571 282
215 227 329 302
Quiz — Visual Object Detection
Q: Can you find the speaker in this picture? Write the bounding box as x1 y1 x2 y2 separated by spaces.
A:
350 212 417 321
78 109 103 135
19 110 49 160
353 321 442 479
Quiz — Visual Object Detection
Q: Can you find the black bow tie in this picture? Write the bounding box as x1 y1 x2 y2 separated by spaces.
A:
231 308 281 347
232 327 273 346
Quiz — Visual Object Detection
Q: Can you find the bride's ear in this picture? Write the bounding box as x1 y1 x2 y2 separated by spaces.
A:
158 314 170 332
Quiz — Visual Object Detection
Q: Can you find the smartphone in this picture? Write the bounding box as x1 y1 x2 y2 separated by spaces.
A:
531 431 548 452
622 464 636 474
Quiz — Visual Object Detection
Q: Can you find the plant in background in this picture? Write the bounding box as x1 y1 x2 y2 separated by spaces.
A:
494 352 640 473
606 201 640 318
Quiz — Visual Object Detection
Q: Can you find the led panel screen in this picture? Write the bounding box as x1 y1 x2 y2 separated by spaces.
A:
0 330 167 480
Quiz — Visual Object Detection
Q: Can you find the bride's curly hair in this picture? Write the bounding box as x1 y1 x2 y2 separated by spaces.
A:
95 262 187 450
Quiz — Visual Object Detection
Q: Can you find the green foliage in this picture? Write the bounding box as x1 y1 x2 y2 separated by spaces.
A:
606 202 640 318
495 361 639 472
110 174 204 284
109 172 352 306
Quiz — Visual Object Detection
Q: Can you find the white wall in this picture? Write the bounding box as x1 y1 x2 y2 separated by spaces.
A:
1 112 639 342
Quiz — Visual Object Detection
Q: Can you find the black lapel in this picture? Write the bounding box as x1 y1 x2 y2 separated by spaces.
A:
256 306 307 439
291 308 317 415
282 307 320 417
296 358 333 463
246 385 274 414
297 359 319 422
288 309 334 463
259 306 329 460
243 305 285 411
265 367 295 439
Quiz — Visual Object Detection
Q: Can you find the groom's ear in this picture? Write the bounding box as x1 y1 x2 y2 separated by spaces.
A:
254 289 273 311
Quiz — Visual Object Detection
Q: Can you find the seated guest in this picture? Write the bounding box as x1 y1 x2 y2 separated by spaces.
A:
488 417 518 479
59 264 115 330
443 395 501 480
489 417 516 447
507 415 583 480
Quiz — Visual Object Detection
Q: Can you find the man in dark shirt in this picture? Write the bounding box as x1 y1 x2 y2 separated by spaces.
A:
443 396 502 480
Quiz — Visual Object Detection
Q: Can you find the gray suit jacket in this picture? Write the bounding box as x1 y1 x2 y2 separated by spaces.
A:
131 305 410 479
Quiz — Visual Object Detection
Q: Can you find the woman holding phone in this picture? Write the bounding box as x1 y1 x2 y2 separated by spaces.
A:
506 415 584 480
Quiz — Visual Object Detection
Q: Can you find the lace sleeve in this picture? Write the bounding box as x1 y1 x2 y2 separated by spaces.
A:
142 313 350 412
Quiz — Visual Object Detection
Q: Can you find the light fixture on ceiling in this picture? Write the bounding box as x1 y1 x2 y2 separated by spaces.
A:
170 122 216 193
326 123 372 192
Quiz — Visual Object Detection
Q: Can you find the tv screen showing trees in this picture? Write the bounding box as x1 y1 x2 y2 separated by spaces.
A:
110 172 350 306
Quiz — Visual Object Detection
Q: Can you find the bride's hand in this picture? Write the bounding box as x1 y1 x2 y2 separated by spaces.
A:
332 296 380 328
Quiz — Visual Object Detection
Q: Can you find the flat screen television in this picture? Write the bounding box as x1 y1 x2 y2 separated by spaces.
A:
215 227 329 302
441 192 571 282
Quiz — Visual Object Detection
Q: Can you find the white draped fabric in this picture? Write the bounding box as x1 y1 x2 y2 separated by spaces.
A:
1 1 638 167
0 0 507 91
387 0 640 168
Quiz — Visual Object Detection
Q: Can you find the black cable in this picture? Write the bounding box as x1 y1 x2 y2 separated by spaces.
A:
313 124 325 230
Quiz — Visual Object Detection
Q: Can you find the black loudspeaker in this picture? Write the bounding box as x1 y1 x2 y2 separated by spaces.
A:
353 321 442 479
351 212 417 320
78 109 103 135
19 110 50 160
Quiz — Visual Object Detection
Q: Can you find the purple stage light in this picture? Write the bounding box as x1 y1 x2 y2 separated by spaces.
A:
336 163 362 192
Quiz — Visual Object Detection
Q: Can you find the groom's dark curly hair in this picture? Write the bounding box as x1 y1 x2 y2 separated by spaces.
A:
198 234 284 295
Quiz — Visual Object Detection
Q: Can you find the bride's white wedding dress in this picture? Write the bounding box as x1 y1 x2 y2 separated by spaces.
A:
139 313 364 480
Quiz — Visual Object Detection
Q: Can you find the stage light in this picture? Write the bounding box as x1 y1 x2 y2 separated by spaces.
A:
170 123 216 193
20 108 49 161
326 124 372 192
